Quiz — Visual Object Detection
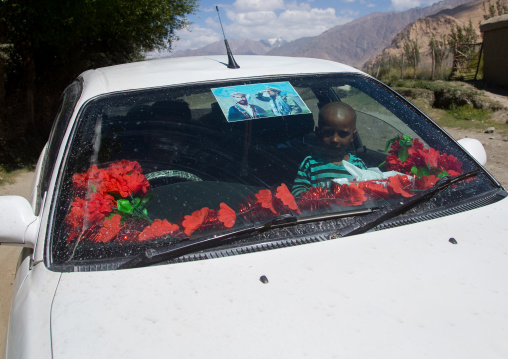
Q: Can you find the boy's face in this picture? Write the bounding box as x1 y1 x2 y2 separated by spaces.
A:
317 108 356 159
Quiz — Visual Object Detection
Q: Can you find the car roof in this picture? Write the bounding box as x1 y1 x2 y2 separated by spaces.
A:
78 55 364 102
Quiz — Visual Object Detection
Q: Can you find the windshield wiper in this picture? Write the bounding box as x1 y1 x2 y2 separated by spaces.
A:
337 169 479 237
118 171 478 270
118 208 374 270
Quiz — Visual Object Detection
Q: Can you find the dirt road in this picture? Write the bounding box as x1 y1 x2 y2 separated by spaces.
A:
1 128 507 353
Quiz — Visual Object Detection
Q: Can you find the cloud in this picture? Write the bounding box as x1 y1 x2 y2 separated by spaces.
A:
225 0 351 41
170 25 222 51
232 0 285 12
391 0 439 10
169 0 355 51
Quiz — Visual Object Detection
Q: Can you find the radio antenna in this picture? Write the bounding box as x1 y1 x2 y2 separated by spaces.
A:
216 6 240 69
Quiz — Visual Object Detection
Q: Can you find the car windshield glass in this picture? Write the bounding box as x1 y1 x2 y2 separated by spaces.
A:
49 73 496 266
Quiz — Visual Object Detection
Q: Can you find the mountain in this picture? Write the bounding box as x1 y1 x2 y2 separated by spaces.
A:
260 37 288 48
267 0 474 68
167 38 271 58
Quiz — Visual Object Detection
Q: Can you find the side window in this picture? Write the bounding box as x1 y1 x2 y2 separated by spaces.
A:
37 80 82 213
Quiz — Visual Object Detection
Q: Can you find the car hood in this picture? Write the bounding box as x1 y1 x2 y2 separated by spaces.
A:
51 197 508 359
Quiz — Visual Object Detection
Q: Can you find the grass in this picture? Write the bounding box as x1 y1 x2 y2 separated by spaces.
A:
410 97 508 135
0 167 31 187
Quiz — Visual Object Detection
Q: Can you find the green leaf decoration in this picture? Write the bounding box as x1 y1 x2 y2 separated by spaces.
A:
416 167 430 178
384 138 396 152
411 166 418 175
399 135 413 148
139 193 154 209
398 148 409 162
437 170 449 178
378 160 386 168
117 199 134 214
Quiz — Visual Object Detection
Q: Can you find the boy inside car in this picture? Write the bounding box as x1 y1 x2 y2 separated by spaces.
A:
292 102 367 197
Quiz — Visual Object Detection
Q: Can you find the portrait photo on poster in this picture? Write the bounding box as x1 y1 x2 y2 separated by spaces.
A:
211 82 311 122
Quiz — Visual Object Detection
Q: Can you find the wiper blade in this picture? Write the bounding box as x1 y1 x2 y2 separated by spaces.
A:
338 169 479 237
119 214 296 270
118 208 374 270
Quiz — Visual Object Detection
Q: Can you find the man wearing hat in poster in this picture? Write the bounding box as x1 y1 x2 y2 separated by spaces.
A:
256 86 302 116
228 92 267 121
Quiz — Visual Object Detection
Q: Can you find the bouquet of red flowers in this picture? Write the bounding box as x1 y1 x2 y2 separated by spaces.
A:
65 160 238 244
383 135 463 189
66 160 178 243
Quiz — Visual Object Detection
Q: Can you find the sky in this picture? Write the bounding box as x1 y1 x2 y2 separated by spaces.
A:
159 0 442 54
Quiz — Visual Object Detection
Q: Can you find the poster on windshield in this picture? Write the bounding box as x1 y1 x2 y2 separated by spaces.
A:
211 82 311 122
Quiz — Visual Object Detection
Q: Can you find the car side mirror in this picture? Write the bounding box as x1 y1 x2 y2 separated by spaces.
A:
458 138 487 166
0 195 38 248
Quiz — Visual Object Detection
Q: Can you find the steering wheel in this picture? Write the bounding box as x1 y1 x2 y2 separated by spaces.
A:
145 169 203 187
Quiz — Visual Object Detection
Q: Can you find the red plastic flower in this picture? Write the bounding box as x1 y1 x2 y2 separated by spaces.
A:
66 192 115 229
387 175 414 198
65 198 86 229
416 147 440 168
218 203 236 228
108 160 142 175
297 186 335 211
438 153 463 174
74 160 150 198
96 214 122 243
359 181 389 199
300 186 330 200
414 175 439 190
255 189 278 214
386 153 415 174
334 184 367 206
138 219 179 242
182 207 209 236
72 172 89 193
99 161 150 197
275 183 301 213
85 192 116 223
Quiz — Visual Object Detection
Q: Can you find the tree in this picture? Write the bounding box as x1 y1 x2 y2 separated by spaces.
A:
429 34 448 80
448 18 479 79
403 38 420 79
0 0 197 166
448 18 478 57
483 0 508 20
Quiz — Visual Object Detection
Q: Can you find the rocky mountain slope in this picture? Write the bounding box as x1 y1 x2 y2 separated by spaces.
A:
266 0 473 67
363 0 505 70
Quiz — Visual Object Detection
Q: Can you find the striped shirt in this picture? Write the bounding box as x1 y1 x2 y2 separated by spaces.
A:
291 154 367 197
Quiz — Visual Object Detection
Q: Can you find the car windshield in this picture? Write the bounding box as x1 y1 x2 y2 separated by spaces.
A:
49 73 499 268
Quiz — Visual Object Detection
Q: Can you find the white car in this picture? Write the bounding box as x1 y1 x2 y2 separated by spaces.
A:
2 55 508 359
